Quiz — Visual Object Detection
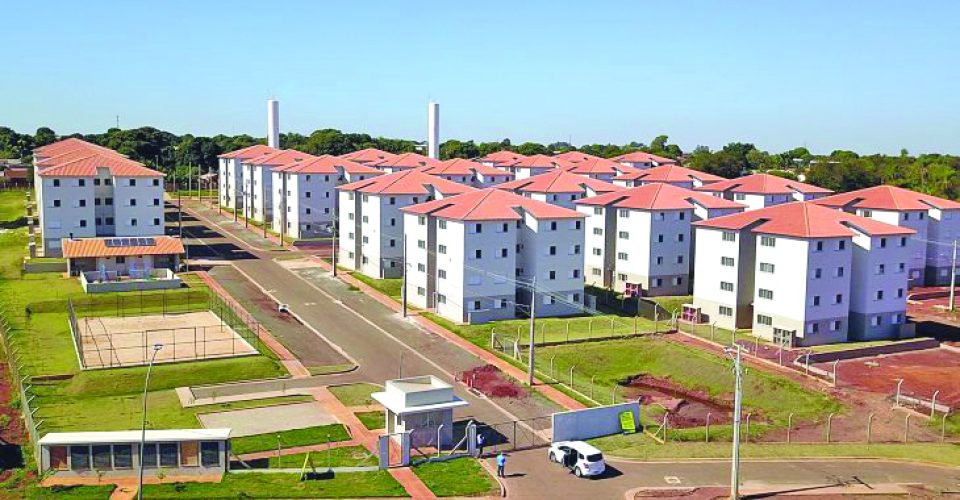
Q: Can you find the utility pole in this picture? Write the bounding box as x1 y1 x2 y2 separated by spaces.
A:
726 344 744 499
280 173 287 248
261 169 267 240
950 240 957 312
528 277 537 386
176 177 182 237
331 208 338 277
245 164 251 229
402 234 408 317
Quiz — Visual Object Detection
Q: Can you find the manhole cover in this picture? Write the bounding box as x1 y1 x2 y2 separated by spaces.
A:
664 476 682 485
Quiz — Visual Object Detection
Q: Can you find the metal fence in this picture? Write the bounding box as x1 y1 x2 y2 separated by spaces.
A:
0 304 41 466
476 416 553 452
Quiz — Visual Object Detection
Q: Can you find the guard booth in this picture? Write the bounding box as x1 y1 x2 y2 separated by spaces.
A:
372 375 469 448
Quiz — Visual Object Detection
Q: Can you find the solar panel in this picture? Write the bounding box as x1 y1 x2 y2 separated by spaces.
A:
143 237 156 246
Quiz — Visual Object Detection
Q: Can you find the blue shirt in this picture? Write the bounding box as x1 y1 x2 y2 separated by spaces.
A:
496 454 506 466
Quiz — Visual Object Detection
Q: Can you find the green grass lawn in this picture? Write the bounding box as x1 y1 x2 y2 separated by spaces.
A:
0 189 26 225
267 445 378 468
355 411 384 430
648 295 693 314
348 272 402 300
24 484 115 499
140 471 406 498
807 337 929 353
232 424 351 455
328 383 381 407
536 337 841 429
591 432 960 467
412 458 499 497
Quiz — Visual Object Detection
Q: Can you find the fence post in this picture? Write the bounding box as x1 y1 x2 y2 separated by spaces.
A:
437 424 444 457
895 379 904 407
550 356 556 379
903 414 911 443
539 323 545 345
745 413 751 443
931 390 940 418
569 365 575 389
832 360 839 387
590 376 596 401
825 413 834 443
710 322 716 342
942 413 949 443
633 316 637 334
804 353 811 375
866 413 874 443
490 329 495 350
611 385 617 404
588 319 593 338
512 421 517 451
565 320 570 342
654 308 659 333
610 317 614 336
705 413 711 442
781 413 797 447
662 413 669 442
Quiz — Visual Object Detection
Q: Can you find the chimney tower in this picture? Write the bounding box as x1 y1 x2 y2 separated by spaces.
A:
267 98 280 148
427 101 439 159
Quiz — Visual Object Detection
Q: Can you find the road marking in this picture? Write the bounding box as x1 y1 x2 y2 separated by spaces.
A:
304 302 316 306
664 476 682 484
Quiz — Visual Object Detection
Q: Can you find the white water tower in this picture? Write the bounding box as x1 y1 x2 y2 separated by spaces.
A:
427 101 439 159
267 98 280 148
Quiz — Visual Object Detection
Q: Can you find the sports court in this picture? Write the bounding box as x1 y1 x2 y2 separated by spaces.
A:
76 310 258 369
197 402 337 437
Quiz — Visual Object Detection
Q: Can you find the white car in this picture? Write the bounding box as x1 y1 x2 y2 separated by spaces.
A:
548 441 606 478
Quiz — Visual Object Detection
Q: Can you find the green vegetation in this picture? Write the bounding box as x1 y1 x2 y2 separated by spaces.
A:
0 189 26 223
355 411 384 430
140 471 406 498
647 295 692 315
592 432 960 467
25 484 115 499
807 337 928 353
232 424 351 455
328 383 381 407
536 338 840 430
348 272 402 300
412 458 499 497
267 446 378 468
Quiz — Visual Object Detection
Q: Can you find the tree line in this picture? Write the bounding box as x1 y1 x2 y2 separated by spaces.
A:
1 126 957 199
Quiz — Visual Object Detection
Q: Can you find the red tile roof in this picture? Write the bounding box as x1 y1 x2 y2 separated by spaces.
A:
370 152 442 170
696 173 832 195
218 144 277 159
554 151 603 163
612 151 678 165
38 153 163 177
614 164 726 184
421 158 513 178
340 148 399 164
242 149 316 167
811 185 960 211
563 156 639 176
34 138 116 157
694 202 915 238
477 150 527 164
36 147 125 167
505 154 575 170
274 154 383 176
577 183 745 211
402 188 583 221
496 169 622 194
62 236 185 259
337 168 477 196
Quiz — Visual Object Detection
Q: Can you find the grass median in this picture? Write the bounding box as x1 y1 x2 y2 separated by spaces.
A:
412 458 499 497
139 471 406 498
232 424 351 455
267 446 378 468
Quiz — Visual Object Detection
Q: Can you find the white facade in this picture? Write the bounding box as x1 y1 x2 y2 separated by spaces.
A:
243 163 273 223
38 172 164 256
271 168 379 239
218 157 243 210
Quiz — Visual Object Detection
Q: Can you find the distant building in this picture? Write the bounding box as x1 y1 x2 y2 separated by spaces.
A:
613 164 725 189
696 173 832 211
812 185 960 287
62 236 185 293
693 202 914 346
420 158 514 188
340 148 399 166
476 150 527 168
367 152 442 174
337 169 475 278
611 151 678 170
402 189 585 324
239 149 316 223
496 169 622 209
562 156 639 182
217 144 277 211
270 155 383 239
553 151 603 163
501 154 572 180
576 184 744 295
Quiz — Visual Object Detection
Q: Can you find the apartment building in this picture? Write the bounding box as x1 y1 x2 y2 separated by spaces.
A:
421 159 514 187
368 152 442 174
217 144 277 211
503 154 573 180
477 150 527 168
563 156 639 182
576 183 744 295
270 155 383 239
692 202 914 346
553 151 602 163
813 185 960 286
240 149 316 223
33 140 127 228
613 164 725 189
611 151 677 170
495 169 622 209
340 148 398 166
401 189 585 324
696 173 832 211
337 169 476 278
36 153 165 256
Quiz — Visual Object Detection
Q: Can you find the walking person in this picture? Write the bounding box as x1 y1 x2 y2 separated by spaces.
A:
476 432 485 457
496 451 506 478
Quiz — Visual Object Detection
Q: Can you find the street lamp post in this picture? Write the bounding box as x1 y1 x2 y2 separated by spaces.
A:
138 343 164 500
724 344 744 499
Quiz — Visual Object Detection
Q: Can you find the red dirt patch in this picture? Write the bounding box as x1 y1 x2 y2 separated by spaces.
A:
0 362 25 445
460 364 528 399
619 374 734 428
818 348 960 407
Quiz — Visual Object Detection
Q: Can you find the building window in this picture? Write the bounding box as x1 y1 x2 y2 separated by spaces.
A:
657 234 664 243
760 236 776 247
549 245 557 255
837 240 846 251
591 268 601 276
898 262 906 273
720 281 734 292
53 179 60 187
815 241 823 252
500 248 508 258
617 252 628 260
719 306 733 317
735 193 746 201
129 179 137 187
900 237 907 247
756 314 772 326
898 288 904 298
678 233 684 242
875 290 884 300
472 300 482 311
53 199 61 207
677 255 684 264
131 218 138 226
880 237 887 248
106 197 113 205
438 269 446 279
814 268 822 279
721 257 735 267
593 207 602 215
474 249 482 259
674 277 682 286
618 231 629 239
871 316 881 327
153 198 161 206
79 219 87 227
876 264 885 275
417 240 426 249
722 231 736 242
592 248 602 256
417 287 426 296
618 209 629 218
807 322 819 334
836 266 845 277
549 270 556 280
593 228 602 235
130 198 137 206
759 262 774 273
618 273 628 281
812 295 820 306
153 218 160 226
831 320 841 331
758 288 773 300
572 269 581 278
419 216 427 226
834 293 843 304
656 256 663 265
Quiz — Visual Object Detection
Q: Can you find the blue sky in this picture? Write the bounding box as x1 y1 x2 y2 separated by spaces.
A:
4 1 959 154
